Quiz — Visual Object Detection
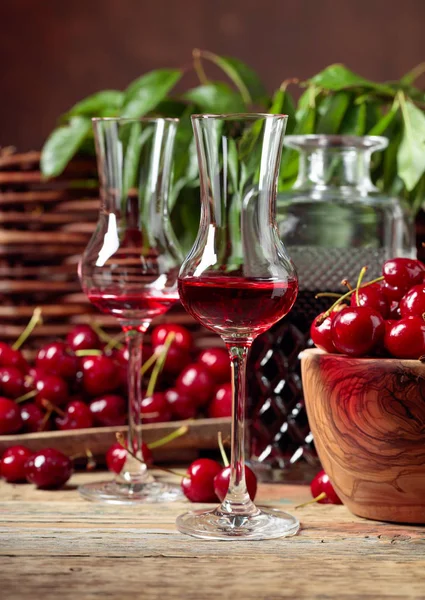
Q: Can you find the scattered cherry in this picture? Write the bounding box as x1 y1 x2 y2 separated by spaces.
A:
25 448 73 489
151 324 193 352
197 347 231 384
0 366 24 399
213 465 257 502
55 400 94 431
89 395 126 426
36 342 78 380
332 306 385 357
310 470 342 504
164 388 197 420
34 373 68 408
207 383 232 418
399 284 425 318
0 397 23 434
384 317 425 359
0 445 34 482
310 313 337 354
81 355 118 396
383 258 425 290
176 363 214 406
105 441 152 474
0 342 29 373
181 458 222 502
66 325 101 352
156 345 191 376
141 392 172 424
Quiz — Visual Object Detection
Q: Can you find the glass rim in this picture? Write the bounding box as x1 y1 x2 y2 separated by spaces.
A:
191 113 288 120
283 134 388 151
92 116 180 123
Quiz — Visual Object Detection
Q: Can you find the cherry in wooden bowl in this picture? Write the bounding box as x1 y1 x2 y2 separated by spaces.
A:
301 348 425 524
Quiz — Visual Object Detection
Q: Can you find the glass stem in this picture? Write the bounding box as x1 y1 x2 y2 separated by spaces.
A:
118 327 152 486
221 344 258 516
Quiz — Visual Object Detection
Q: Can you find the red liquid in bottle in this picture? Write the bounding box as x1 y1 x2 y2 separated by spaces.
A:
178 276 298 342
88 291 178 322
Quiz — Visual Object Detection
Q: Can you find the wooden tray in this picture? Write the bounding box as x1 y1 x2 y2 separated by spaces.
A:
0 417 231 463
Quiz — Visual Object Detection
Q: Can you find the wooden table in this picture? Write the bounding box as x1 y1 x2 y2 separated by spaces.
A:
2 472 425 599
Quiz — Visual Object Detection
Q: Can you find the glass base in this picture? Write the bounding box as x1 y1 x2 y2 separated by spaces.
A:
79 479 183 504
176 506 300 540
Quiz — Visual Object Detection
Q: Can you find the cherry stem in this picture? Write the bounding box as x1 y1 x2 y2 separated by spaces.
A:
147 425 189 450
341 279 353 291
115 432 186 478
41 399 65 417
140 352 158 376
217 431 229 467
294 492 327 509
75 349 103 357
316 275 385 324
91 323 124 349
39 408 52 431
70 448 97 471
15 389 37 403
355 266 368 306
315 292 343 299
104 332 126 352
146 332 175 397
12 307 43 350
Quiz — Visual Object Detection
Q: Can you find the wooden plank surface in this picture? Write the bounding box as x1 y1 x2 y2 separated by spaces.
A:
2 472 425 599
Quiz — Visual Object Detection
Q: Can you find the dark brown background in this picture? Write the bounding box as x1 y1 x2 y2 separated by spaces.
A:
1 0 424 150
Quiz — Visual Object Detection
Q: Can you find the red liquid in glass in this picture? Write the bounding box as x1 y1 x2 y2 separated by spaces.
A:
178 276 298 341
88 291 178 322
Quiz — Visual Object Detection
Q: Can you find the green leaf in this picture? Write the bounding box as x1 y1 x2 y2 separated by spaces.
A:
269 88 296 134
309 64 394 95
40 116 92 178
227 138 239 194
198 51 267 105
122 69 182 118
400 63 425 86
67 90 123 117
367 103 399 135
184 82 246 113
122 122 143 200
316 92 351 133
340 102 367 135
397 96 425 191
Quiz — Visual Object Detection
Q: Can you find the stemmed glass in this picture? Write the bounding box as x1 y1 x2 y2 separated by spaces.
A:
79 117 183 503
177 114 299 539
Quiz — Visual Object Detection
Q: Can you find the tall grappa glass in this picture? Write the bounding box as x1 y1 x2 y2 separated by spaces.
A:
79 117 183 504
177 114 300 539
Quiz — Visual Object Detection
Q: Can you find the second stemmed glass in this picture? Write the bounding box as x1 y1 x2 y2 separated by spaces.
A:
78 117 183 503
177 114 300 539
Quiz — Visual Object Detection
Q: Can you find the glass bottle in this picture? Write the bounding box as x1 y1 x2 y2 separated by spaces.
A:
249 135 415 479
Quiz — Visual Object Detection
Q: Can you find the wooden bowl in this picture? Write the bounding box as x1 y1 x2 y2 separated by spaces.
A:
301 348 425 523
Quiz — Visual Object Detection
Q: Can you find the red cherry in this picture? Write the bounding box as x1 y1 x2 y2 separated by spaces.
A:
310 470 342 504
151 324 193 351
310 313 337 354
35 342 78 380
389 300 401 319
181 458 222 502
164 388 197 420
0 397 23 434
176 363 215 406
383 258 425 290
105 441 153 474
197 347 230 383
25 448 73 489
56 400 94 430
399 285 425 318
213 465 257 502
332 306 385 357
350 283 389 318
384 317 425 359
141 392 172 424
0 342 29 373
155 345 191 376
207 383 232 418
382 281 410 302
0 445 34 482
0 366 24 399
66 325 101 352
81 355 118 396
34 374 68 408
89 395 126 426
20 402 50 433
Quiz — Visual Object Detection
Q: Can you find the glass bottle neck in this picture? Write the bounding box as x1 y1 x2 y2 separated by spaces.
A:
294 147 377 194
